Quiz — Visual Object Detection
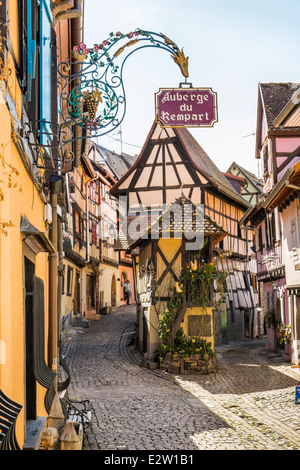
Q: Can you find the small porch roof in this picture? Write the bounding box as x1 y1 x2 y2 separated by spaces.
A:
114 195 227 252
262 161 300 210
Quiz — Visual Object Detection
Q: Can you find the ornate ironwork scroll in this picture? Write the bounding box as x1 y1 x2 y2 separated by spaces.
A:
0 390 22 450
58 29 189 149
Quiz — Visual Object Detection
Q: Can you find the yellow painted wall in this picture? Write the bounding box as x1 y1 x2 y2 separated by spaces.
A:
181 307 214 349
8 1 20 68
156 238 181 297
0 20 50 446
61 259 78 324
137 238 216 359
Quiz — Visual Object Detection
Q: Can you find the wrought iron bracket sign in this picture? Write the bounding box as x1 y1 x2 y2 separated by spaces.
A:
155 87 218 128
58 29 189 149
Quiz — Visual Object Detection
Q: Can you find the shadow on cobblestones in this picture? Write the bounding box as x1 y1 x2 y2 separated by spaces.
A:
62 305 233 450
210 340 300 395
61 305 300 451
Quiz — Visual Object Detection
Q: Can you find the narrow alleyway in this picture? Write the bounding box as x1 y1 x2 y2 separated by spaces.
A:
61 305 300 451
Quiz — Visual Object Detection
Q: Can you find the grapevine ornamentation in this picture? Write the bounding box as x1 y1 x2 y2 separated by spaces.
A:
58 29 189 149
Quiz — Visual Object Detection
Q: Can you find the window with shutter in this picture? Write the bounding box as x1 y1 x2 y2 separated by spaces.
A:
90 182 96 203
291 218 297 249
274 207 281 243
39 0 53 149
27 0 36 102
101 183 106 200
92 221 97 242
258 225 263 254
297 205 300 246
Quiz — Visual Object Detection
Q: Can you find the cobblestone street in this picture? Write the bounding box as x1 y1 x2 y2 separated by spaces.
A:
61 304 300 451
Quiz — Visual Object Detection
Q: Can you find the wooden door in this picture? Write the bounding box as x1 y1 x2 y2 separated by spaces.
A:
25 257 36 420
74 271 80 314
111 275 116 307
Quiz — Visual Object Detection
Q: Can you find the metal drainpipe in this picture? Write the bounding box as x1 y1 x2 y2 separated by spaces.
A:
86 176 99 263
57 217 63 342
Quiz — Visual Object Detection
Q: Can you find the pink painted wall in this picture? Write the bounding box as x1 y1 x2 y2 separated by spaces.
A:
276 137 300 153
277 156 300 181
256 220 282 272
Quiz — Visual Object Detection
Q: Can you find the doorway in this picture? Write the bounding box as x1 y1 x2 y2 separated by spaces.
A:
74 270 80 314
111 275 116 307
24 257 36 420
143 308 148 354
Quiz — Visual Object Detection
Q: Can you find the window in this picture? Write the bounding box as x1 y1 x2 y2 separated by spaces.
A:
101 183 106 200
62 265 66 294
92 221 97 242
39 0 53 149
258 225 263 254
266 212 276 249
74 208 84 240
237 223 242 238
263 144 268 174
90 182 96 203
66 266 73 296
297 205 300 245
291 218 297 249
274 207 281 243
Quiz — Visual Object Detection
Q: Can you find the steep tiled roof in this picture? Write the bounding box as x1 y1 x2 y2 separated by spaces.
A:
260 83 299 128
227 162 263 193
110 122 251 209
176 127 250 208
92 143 137 180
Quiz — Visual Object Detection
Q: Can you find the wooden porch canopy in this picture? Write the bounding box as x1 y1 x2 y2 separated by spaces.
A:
117 194 227 252
262 161 300 211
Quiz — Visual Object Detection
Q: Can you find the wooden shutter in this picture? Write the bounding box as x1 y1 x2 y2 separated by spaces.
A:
39 0 53 149
27 0 36 101
291 218 297 248
258 226 263 253
92 221 97 242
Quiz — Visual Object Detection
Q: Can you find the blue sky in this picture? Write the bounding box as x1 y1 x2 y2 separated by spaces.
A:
83 0 300 177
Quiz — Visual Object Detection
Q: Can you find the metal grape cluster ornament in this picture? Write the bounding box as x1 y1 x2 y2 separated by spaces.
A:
58 29 189 148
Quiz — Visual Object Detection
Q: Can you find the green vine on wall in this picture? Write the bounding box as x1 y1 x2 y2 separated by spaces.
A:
156 260 227 362
181 261 227 309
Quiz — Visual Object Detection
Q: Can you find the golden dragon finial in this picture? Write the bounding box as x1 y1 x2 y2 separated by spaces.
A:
161 34 189 78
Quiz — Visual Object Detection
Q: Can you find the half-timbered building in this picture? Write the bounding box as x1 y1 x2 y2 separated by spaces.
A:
88 142 136 308
226 162 263 205
111 121 259 359
241 82 300 360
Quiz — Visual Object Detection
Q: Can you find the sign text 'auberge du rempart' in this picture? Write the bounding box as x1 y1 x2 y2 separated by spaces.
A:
155 87 218 128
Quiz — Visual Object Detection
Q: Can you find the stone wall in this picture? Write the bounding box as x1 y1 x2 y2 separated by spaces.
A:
160 355 218 375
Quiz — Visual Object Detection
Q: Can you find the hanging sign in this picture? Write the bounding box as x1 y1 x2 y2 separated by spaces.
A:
155 87 218 128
